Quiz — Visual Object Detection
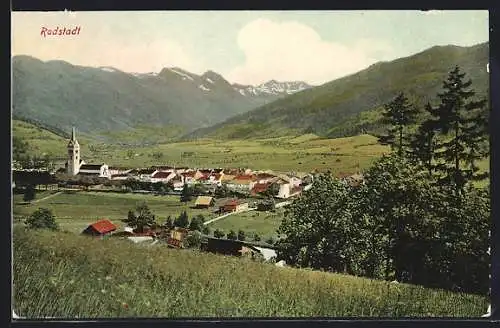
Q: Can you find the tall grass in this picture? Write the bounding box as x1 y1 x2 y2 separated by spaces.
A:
13 227 488 318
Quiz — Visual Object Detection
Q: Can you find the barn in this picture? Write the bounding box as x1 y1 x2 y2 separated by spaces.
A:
81 219 117 237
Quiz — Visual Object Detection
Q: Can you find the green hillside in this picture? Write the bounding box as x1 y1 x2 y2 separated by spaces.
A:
11 57 275 135
188 42 489 140
13 227 488 318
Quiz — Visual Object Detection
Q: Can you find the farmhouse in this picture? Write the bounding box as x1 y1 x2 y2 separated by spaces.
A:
81 219 117 237
250 182 271 196
220 199 249 213
195 196 215 208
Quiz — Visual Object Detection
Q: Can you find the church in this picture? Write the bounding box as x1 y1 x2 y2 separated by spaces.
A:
66 127 111 179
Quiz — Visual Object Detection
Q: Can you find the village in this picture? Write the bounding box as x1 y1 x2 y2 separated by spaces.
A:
13 127 366 264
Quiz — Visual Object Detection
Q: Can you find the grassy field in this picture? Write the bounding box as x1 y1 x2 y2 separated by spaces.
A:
209 209 285 241
13 191 218 233
14 119 490 183
13 227 489 318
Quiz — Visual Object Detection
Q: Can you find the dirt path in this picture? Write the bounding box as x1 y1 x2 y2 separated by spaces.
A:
32 191 63 204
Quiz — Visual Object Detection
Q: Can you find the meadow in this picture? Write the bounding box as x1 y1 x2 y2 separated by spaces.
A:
209 209 285 241
13 191 217 234
13 227 489 318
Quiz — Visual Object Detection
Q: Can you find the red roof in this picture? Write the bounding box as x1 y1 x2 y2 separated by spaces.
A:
256 173 275 179
152 171 172 179
223 199 246 206
252 182 270 193
234 175 254 180
89 219 117 234
181 172 196 177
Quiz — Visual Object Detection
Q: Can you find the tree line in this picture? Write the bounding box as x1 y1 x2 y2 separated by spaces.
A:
276 66 490 295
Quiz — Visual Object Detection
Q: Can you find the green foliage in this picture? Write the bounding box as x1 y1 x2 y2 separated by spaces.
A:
226 230 237 240
163 216 174 230
25 208 58 231
174 211 189 229
277 153 490 294
237 229 246 241
13 135 31 165
23 185 36 203
202 225 211 236
253 233 261 242
184 230 203 249
377 92 420 156
189 214 205 232
430 66 488 191
121 202 156 233
180 185 193 203
213 228 225 239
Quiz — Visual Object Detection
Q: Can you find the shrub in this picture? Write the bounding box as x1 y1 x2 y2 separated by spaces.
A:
25 208 58 230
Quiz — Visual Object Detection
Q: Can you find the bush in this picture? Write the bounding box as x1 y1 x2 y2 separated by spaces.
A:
184 231 203 249
25 208 58 230
23 185 36 202
214 229 225 239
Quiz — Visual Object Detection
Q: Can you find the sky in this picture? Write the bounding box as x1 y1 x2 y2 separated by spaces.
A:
11 10 489 86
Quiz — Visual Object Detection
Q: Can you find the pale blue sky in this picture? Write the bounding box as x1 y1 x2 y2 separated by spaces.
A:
12 10 489 85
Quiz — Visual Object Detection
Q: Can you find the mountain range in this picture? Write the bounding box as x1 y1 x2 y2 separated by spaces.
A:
187 42 489 140
12 42 488 142
12 56 312 136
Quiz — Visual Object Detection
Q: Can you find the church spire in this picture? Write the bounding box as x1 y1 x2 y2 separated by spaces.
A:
72 126 76 141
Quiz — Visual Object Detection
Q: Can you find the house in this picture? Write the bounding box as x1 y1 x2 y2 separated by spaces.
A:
150 170 176 183
81 219 117 237
207 173 223 186
181 171 198 185
108 167 131 176
136 168 158 181
276 182 292 199
77 164 111 179
166 227 189 248
219 199 249 213
250 182 272 196
171 175 185 191
201 237 260 257
254 172 276 184
225 175 255 192
111 173 130 181
194 196 215 208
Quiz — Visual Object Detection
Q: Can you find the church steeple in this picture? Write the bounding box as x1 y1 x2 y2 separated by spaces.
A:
67 126 81 175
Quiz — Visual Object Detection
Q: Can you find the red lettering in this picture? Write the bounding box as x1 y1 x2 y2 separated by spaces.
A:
40 27 48 37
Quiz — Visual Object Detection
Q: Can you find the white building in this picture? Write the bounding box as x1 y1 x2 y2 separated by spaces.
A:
65 126 110 179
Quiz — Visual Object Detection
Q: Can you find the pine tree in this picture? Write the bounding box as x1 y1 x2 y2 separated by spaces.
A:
122 202 156 233
377 92 420 156
180 184 192 202
409 103 439 175
432 66 488 191
174 210 189 228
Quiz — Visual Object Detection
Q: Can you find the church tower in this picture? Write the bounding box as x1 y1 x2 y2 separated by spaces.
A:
67 126 81 175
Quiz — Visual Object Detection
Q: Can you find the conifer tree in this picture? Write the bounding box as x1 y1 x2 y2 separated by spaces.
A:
409 102 439 175
377 92 420 156
432 66 488 191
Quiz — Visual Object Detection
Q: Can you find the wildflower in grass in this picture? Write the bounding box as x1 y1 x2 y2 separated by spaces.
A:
105 276 112 281
101 289 106 294
122 302 129 309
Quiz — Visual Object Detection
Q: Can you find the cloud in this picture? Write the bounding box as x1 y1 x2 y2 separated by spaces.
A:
226 18 394 85
11 12 205 74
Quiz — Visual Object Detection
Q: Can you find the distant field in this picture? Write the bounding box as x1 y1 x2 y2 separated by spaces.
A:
13 191 218 233
13 227 489 318
208 209 285 241
13 119 490 184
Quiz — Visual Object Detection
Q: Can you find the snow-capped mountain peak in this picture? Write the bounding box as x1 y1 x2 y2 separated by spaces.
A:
232 80 312 97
